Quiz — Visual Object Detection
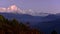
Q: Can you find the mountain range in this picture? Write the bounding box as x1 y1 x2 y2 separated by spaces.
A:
0 12 60 34
0 12 60 24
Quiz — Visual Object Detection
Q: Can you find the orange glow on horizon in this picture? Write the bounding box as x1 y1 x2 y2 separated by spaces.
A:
0 7 6 12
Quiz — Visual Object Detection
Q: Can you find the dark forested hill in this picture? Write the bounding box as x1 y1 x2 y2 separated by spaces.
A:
0 13 60 34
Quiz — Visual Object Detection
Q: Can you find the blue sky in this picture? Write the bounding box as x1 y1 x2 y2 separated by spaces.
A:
0 0 60 14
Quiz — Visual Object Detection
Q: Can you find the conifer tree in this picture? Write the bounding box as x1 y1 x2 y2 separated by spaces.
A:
51 30 57 34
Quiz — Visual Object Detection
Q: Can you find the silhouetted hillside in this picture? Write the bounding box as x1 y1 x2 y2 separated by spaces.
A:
0 15 41 34
0 13 60 34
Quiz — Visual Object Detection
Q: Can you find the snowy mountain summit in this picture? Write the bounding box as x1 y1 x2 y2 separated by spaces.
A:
0 5 53 16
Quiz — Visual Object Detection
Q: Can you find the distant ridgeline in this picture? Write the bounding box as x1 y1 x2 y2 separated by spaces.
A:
0 15 42 34
0 15 58 34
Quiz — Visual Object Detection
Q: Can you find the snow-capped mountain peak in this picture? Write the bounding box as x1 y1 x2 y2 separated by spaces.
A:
0 5 50 16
